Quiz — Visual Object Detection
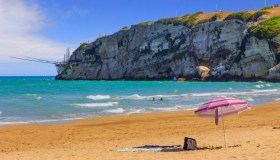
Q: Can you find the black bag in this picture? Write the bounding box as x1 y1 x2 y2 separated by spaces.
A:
183 137 198 150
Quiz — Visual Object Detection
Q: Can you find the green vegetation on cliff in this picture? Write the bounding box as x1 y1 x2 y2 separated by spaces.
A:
248 10 269 22
197 14 222 24
224 11 252 22
248 16 280 39
261 6 273 10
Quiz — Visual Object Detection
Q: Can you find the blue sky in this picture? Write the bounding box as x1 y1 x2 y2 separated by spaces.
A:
0 0 279 76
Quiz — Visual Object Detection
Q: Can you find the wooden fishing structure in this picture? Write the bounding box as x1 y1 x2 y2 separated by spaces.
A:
11 48 71 75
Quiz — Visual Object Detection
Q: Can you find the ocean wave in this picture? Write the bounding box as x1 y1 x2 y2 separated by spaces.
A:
86 95 111 100
103 108 125 113
74 102 119 108
23 94 39 97
149 107 180 111
190 89 279 97
0 112 2 115
116 89 279 101
0 118 78 126
23 94 42 100
127 109 146 115
255 84 264 88
246 97 254 101
116 94 181 100
0 121 28 125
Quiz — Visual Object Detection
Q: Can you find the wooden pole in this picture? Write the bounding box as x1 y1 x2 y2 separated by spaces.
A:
221 107 227 148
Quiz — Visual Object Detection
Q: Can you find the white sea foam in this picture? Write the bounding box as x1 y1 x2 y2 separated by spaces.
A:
117 89 279 101
86 95 111 100
266 84 271 87
149 105 192 111
255 84 264 88
246 97 254 101
36 96 42 100
0 118 78 126
190 89 279 97
103 108 125 113
23 94 39 96
74 102 118 108
23 94 42 100
127 109 146 115
0 112 2 115
117 94 181 100
0 121 28 125
275 98 280 101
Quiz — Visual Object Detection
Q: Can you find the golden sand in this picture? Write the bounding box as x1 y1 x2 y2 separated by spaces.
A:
0 102 280 160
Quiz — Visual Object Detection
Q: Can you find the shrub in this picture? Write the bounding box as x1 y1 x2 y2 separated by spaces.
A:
139 21 154 25
122 26 130 30
224 11 252 22
248 16 280 39
183 11 204 28
197 14 221 25
248 10 269 22
261 6 273 10
73 42 90 53
156 17 184 26
80 42 90 48
209 14 222 22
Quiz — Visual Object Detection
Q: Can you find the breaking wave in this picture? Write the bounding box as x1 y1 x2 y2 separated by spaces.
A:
86 95 111 100
103 108 125 113
23 94 42 100
74 102 118 108
190 89 278 97
116 94 181 100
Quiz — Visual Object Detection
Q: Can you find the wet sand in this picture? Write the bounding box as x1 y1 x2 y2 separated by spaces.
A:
0 102 280 160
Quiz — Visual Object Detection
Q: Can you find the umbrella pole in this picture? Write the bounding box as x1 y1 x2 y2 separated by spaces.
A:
221 108 227 148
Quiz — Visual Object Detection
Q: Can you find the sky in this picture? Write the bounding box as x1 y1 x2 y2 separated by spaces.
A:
0 0 279 76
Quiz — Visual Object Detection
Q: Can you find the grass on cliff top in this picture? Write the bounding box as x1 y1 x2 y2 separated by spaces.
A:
224 11 252 22
197 14 222 24
156 11 203 28
248 16 280 39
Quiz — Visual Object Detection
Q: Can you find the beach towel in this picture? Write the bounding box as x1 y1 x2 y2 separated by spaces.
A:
118 145 183 152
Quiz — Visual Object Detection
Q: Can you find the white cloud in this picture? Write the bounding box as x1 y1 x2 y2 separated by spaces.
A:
0 0 70 66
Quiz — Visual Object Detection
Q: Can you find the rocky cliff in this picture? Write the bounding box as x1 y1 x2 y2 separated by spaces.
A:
56 15 280 81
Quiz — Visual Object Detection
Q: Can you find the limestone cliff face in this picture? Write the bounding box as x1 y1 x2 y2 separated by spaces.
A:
56 19 279 81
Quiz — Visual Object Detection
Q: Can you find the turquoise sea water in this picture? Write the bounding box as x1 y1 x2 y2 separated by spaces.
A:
0 76 280 125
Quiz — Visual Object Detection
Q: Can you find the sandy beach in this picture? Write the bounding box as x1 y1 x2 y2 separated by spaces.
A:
0 102 280 160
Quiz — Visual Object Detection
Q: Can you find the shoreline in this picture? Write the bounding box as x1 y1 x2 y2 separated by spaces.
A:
1 102 280 159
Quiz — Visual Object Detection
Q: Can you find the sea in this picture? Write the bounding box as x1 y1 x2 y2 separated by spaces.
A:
0 76 280 125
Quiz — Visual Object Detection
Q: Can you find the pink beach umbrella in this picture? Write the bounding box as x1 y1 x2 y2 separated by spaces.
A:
194 96 250 147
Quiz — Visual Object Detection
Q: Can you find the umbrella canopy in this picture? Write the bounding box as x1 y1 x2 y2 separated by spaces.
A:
194 96 250 148
195 96 250 117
